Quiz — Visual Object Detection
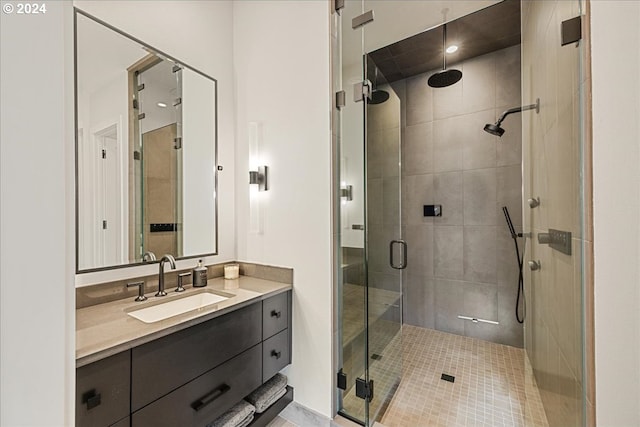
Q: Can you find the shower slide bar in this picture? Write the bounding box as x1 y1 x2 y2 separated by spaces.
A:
457 315 499 325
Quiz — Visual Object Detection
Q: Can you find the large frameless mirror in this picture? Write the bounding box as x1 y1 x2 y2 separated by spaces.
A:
75 9 218 273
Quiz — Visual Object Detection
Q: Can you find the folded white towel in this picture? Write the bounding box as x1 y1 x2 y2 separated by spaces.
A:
245 373 288 413
208 400 255 427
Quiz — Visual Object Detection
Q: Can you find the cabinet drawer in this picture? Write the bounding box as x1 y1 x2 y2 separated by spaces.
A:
262 329 290 382
263 292 289 340
132 302 262 411
132 344 262 427
76 351 130 427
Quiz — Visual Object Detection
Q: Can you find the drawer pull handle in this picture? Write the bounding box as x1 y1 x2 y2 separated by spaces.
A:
271 350 282 359
270 310 282 319
191 383 231 412
82 389 101 410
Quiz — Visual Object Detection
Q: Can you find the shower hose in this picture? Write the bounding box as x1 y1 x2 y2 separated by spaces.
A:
502 206 526 324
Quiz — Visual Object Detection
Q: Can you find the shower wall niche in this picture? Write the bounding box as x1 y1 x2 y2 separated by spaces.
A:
392 45 524 347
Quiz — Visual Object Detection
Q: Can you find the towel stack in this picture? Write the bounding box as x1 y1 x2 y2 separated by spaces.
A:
208 400 255 427
207 374 288 427
245 373 288 414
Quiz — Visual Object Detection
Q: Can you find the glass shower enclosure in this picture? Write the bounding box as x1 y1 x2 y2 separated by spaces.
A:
334 1 590 426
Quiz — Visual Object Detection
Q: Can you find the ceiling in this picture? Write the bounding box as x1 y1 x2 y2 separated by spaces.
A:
368 0 521 83
341 0 501 72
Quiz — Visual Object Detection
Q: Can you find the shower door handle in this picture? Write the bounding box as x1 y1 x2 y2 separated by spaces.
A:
389 240 407 270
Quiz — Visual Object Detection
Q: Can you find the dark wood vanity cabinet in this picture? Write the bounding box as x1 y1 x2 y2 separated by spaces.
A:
76 350 130 427
261 292 290 382
132 345 262 426
131 303 263 412
109 417 130 427
263 330 290 383
76 291 292 427
262 291 288 340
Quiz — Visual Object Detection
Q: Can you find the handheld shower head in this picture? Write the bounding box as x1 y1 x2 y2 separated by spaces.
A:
484 98 540 137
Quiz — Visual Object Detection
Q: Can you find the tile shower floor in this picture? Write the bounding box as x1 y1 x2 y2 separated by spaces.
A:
342 320 403 421
379 325 549 427
341 283 403 422
342 324 549 426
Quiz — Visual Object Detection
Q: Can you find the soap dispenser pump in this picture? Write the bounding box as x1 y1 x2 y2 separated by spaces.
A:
192 259 208 287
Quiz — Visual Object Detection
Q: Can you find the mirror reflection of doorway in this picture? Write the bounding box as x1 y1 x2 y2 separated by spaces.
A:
96 124 123 266
78 121 125 269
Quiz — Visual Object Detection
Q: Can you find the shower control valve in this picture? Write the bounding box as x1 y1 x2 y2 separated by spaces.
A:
527 197 540 208
528 260 541 271
537 229 572 255
537 233 551 244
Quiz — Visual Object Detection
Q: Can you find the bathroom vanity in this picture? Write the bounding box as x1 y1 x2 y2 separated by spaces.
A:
76 278 292 427
73 9 294 426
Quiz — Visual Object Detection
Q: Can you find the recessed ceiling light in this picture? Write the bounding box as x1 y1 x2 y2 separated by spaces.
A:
157 102 167 108
446 45 458 54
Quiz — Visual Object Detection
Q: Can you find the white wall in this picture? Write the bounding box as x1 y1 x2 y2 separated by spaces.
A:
233 1 333 417
73 0 236 285
0 1 75 425
182 68 217 255
591 2 640 425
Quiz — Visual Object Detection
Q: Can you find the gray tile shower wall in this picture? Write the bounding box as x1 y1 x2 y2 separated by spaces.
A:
390 45 524 347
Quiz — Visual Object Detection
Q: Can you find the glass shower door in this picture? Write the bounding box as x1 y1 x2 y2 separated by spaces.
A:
336 0 368 422
336 2 403 425
521 0 588 425
363 55 403 425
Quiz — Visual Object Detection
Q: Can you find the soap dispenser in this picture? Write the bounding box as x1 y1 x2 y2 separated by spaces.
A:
192 259 208 287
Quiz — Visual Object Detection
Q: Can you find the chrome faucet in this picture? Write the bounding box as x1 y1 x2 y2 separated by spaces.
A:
157 254 176 297
142 251 156 262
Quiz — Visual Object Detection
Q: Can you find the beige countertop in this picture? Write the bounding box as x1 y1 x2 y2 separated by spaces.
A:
76 276 292 367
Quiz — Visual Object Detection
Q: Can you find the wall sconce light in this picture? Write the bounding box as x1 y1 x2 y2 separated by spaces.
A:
340 185 353 201
249 166 269 192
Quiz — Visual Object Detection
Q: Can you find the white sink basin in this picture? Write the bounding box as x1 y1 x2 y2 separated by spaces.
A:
127 291 231 323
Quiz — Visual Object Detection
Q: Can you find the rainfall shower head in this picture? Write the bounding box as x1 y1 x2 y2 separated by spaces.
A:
428 23 462 88
367 65 390 105
368 89 390 105
484 98 540 137
428 69 463 88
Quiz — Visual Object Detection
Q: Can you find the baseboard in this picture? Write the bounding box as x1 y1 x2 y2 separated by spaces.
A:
280 401 333 427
